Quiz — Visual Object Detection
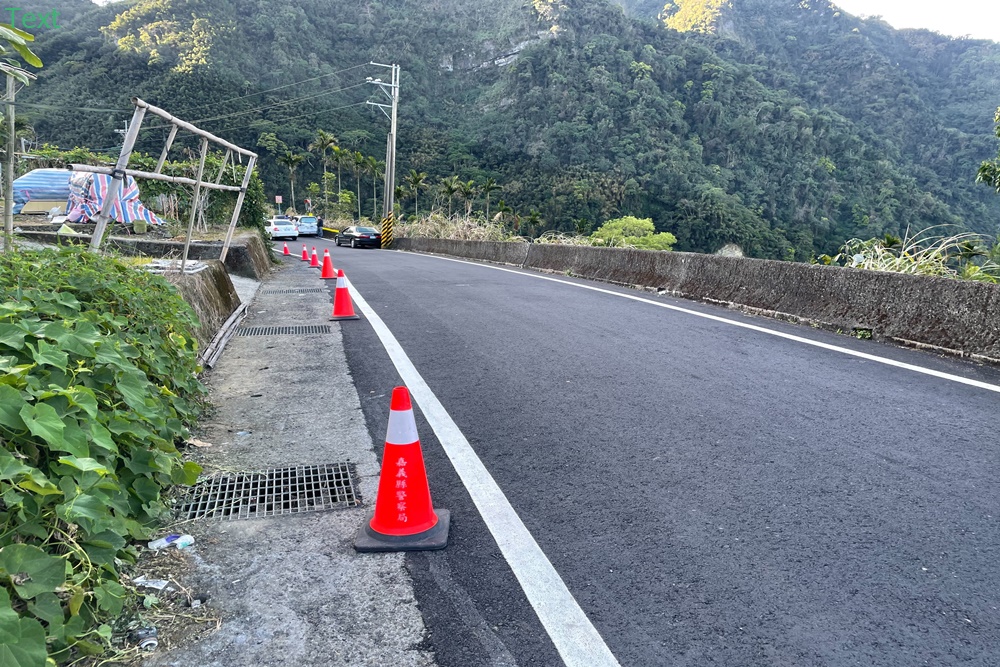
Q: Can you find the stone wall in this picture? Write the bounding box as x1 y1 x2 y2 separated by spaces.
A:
395 238 1000 362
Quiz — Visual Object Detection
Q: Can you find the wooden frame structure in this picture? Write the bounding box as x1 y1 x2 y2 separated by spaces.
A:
80 97 258 270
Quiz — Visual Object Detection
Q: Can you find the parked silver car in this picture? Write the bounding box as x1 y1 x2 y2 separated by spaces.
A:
295 215 319 236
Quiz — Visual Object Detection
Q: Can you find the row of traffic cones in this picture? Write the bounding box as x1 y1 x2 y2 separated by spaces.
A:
281 241 446 551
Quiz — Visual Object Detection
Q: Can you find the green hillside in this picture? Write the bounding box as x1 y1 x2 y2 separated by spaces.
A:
16 0 1000 258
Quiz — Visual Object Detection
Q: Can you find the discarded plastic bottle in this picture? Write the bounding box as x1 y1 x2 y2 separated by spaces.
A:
147 534 181 550
173 534 196 550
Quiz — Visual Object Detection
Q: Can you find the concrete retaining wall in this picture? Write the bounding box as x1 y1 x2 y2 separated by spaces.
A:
14 230 272 280
168 260 241 349
395 238 1000 362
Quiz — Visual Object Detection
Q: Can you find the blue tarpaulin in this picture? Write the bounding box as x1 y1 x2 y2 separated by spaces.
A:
12 168 71 214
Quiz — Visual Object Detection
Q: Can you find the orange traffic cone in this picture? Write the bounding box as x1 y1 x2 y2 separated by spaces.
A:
282 242 290 256
300 244 308 261
355 386 450 552
330 270 360 320
320 249 336 279
310 247 320 267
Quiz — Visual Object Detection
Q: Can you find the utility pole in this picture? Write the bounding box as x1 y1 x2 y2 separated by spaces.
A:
366 62 399 221
4 74 14 253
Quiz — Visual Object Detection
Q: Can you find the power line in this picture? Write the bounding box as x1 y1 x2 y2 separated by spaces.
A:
18 102 129 113
212 101 369 135
143 81 369 132
171 62 370 115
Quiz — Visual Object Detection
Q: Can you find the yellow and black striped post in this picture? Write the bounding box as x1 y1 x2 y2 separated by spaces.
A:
380 212 395 249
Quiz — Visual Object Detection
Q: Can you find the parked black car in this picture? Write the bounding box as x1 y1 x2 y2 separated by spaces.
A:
336 225 382 248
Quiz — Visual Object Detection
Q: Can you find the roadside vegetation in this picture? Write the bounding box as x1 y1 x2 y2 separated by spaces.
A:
0 247 204 665
816 229 1000 283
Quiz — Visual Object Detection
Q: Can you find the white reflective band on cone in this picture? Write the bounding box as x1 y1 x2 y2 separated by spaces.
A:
336 276 347 288
386 408 419 445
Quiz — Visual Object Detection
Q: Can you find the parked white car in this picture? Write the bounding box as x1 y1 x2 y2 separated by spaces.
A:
267 218 298 240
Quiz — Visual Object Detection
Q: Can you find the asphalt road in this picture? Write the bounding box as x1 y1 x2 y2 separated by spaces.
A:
291 238 1000 667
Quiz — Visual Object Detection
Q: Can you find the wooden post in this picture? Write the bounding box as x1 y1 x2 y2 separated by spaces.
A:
220 154 256 263
180 137 209 272
3 74 14 253
89 105 147 251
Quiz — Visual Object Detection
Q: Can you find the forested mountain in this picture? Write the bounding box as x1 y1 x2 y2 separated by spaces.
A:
17 0 1000 258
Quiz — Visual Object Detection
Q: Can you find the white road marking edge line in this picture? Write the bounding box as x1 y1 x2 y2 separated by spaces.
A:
396 251 1000 395
345 277 622 667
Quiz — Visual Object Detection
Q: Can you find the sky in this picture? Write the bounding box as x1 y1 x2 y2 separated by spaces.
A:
833 0 1000 42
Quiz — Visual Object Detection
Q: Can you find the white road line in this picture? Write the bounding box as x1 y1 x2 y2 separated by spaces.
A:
398 251 1000 395
345 279 622 667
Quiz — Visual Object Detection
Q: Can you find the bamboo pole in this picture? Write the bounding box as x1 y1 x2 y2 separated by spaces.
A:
4 75 14 253
71 164 241 192
89 105 146 251
180 137 209 272
220 154 256 263
154 124 178 174
132 98 256 159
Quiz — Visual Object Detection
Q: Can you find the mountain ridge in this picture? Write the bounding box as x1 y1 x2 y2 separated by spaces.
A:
17 0 1000 258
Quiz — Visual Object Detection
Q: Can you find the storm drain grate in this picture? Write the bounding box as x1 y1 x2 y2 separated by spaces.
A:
178 463 360 520
260 288 326 295
237 325 332 336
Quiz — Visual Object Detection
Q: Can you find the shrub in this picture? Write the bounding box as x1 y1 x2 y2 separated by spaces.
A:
0 247 204 663
591 216 677 250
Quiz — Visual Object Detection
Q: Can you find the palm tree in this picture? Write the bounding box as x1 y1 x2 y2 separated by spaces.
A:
439 175 460 218
482 177 502 222
405 170 428 217
365 155 383 220
495 199 515 230
459 180 477 218
331 146 347 195
276 151 307 212
308 129 338 216
352 151 366 220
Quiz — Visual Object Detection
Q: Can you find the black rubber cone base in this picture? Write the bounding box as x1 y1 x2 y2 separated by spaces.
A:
354 509 450 552
330 314 361 321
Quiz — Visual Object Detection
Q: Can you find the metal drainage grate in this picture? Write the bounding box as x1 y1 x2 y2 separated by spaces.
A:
260 288 326 295
178 463 360 520
237 325 332 336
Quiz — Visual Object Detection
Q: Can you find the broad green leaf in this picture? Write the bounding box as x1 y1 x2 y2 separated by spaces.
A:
33 342 67 370
18 469 61 496
18 403 64 448
48 423 88 459
56 457 108 475
131 476 160 503
14 522 48 540
0 450 30 480
93 580 126 616
0 323 26 350
0 544 67 599
86 422 117 454
57 494 110 533
27 592 63 626
64 387 98 418
0 588 19 643
116 372 152 415
82 530 125 566
171 460 203 486
0 385 26 430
